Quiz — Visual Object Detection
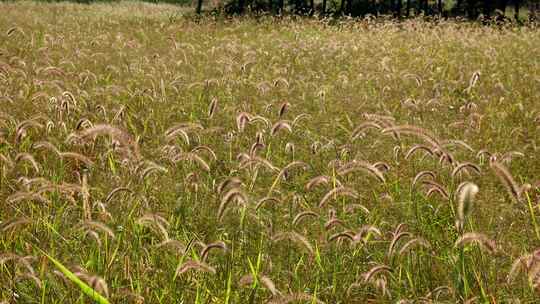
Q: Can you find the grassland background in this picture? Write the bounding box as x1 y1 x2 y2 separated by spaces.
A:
0 1 540 303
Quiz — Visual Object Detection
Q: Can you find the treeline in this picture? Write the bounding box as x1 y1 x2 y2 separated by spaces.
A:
203 0 538 20
20 0 539 20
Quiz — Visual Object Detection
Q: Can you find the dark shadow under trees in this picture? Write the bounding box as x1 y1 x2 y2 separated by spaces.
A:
209 0 538 22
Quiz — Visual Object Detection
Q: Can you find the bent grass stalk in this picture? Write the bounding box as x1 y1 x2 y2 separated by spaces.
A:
36 247 110 304
525 191 540 241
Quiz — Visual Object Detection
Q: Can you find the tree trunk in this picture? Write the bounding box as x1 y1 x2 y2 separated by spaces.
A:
295 0 301 14
278 0 284 14
530 2 540 21
346 0 352 14
310 0 314 15
456 0 463 15
499 0 509 12
514 0 520 20
196 0 203 14
466 0 475 18
238 0 245 14
406 0 410 16
483 0 491 16
322 0 327 14
396 0 402 17
438 0 443 14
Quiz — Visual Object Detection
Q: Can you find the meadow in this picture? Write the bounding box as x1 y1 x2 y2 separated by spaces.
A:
0 1 539 303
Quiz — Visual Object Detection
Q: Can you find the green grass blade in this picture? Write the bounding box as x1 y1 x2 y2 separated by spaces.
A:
37 248 110 304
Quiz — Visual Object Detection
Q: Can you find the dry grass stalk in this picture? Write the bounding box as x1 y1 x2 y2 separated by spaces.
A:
208 97 218 118
15 153 41 174
147 231 180 249
104 187 132 204
362 264 392 283
337 160 386 183
139 162 168 180
292 211 319 226
250 115 271 129
272 232 314 255
236 112 252 132
454 232 496 254
292 113 311 128
305 175 335 191
411 171 436 188
373 162 390 172
422 180 449 199
382 125 442 149
239 155 279 172
218 188 247 220
455 182 479 232
344 203 370 215
324 217 346 231
80 221 116 239
1 217 30 232
136 213 170 241
191 145 217 161
398 238 431 255
81 172 91 220
271 120 293 136
33 141 61 156
277 161 309 180
165 123 203 144
255 196 282 210
174 152 210 172
328 231 354 243
239 274 280 296
7 191 51 205
442 139 474 152
319 187 359 208
175 260 216 276
353 225 382 244
200 241 227 262
490 160 525 203
77 124 140 159
278 102 290 118
15 118 43 143
452 162 481 179
507 249 540 287
266 292 324 304
350 121 382 141
387 231 412 257
217 177 243 195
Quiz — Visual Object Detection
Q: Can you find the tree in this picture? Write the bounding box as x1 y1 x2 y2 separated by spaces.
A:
278 0 284 14
497 0 509 14
466 0 477 18
346 0 353 14
483 0 493 16
406 0 411 17
196 0 203 14
456 0 463 15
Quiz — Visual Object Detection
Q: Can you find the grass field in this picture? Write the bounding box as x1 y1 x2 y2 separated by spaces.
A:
1 1 540 303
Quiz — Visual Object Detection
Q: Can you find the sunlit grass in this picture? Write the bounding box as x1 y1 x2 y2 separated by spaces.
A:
0 1 539 303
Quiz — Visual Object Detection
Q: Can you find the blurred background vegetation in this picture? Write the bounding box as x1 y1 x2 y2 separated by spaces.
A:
5 0 538 20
